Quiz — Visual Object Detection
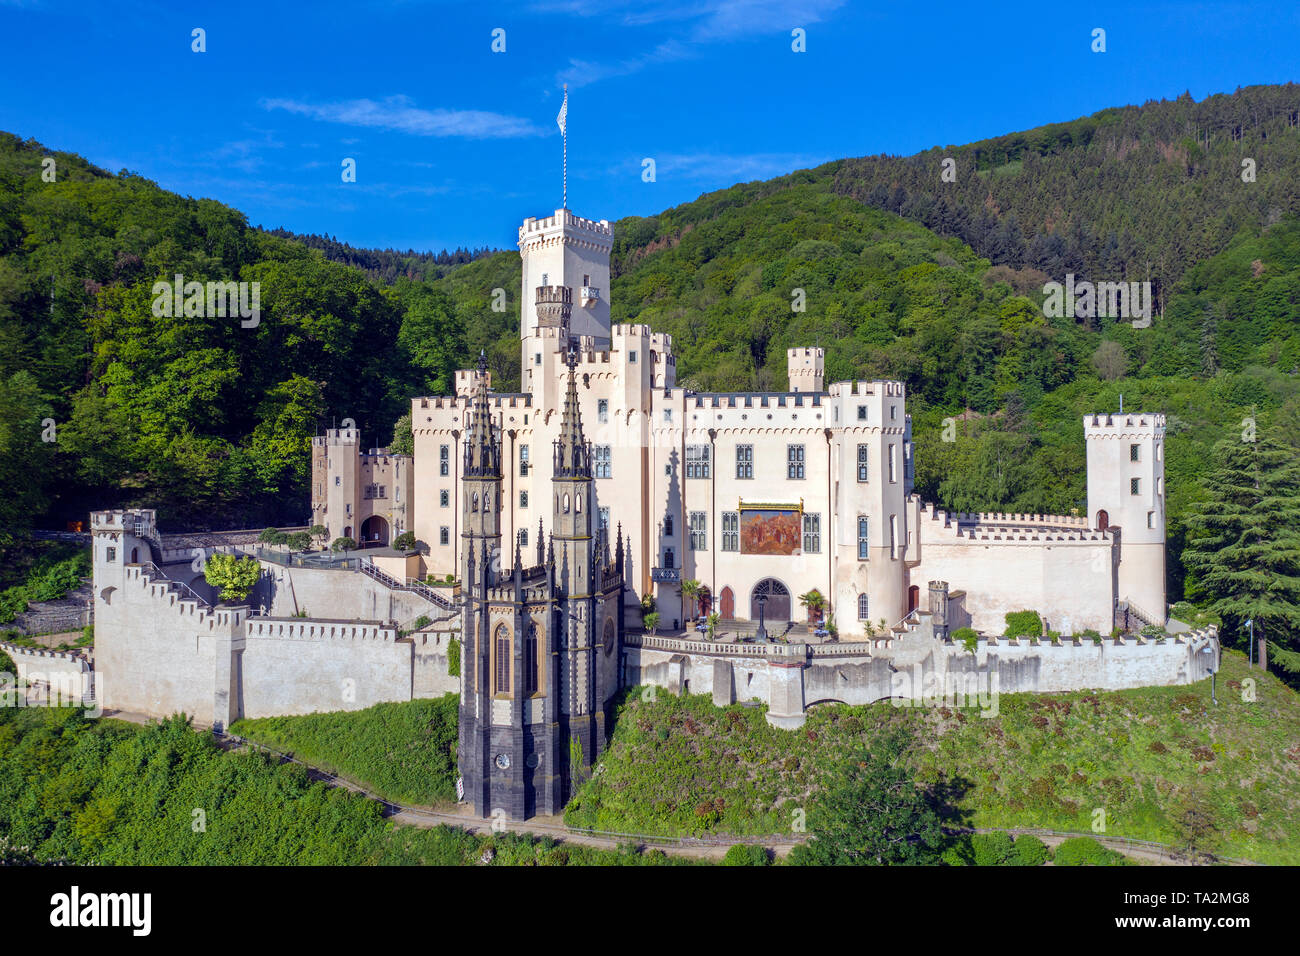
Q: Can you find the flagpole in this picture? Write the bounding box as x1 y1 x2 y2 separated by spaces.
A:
562 84 568 209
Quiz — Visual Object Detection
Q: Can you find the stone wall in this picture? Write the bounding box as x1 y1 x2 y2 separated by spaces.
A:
0 641 95 706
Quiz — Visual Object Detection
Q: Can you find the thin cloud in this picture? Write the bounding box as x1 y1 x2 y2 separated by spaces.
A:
643 151 832 182
262 95 547 139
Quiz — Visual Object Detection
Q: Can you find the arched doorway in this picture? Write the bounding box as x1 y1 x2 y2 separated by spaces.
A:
360 515 389 545
750 578 790 622
719 586 735 619
130 547 139 564
1096 510 1109 531
908 585 920 613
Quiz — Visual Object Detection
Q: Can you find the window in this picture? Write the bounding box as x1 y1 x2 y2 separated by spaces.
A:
736 444 753 479
439 527 449 546
663 514 673 537
802 513 821 554
541 272 548 286
524 623 539 696
888 444 897 483
594 445 612 478
686 444 711 479
471 493 479 513
858 594 870 620
1130 443 1140 462
689 512 707 550
857 444 870 482
519 444 529 476
787 444 805 479
494 624 511 695
664 408 672 423
663 547 674 569
520 528 529 548
520 490 529 508
535 352 542 365
106 546 116 563
439 445 449 477
334 476 341 487
599 506 609 531
583 274 590 286
598 399 608 423
890 404 897 421
1131 477 1141 495
857 406 867 421
890 514 898 558
858 516 869 560
1156 477 1163 496
1147 511 1154 529
440 490 450 507
722 512 739 551
629 352 637 363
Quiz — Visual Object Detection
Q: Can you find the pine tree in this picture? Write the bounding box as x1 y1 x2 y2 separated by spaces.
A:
1182 436 1300 673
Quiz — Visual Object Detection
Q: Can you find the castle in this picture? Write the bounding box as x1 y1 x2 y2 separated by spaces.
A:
86 201 1220 822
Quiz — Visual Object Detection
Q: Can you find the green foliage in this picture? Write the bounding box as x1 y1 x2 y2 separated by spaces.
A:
308 524 328 547
393 531 417 551
388 413 414 456
721 843 770 866
233 696 459 806
285 531 311 551
202 553 260 602
1004 610 1043 639
331 537 357 553
642 611 660 635
0 648 14 674
258 527 287 545
1052 836 1128 866
0 546 90 625
971 830 1015 865
447 638 460 678
1009 834 1051 866
952 626 979 655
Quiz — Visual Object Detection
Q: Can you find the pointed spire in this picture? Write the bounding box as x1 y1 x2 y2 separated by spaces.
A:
537 516 545 566
553 345 590 477
464 350 500 477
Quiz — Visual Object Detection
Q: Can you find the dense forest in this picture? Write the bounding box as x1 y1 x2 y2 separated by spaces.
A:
1 85 1299 630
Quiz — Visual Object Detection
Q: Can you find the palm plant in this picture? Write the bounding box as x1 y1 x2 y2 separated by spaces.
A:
798 588 827 626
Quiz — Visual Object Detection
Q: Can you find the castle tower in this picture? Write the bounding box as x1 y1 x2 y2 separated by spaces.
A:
1084 411 1167 624
312 426 361 542
518 209 613 393
550 347 605 780
787 347 824 393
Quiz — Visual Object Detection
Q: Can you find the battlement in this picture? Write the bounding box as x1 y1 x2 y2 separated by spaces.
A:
787 346 825 393
246 618 398 643
919 501 1089 530
91 509 156 535
455 368 491 397
827 380 906 399
518 209 614 243
0 641 91 666
312 428 360 446
1084 412 1166 433
124 565 249 629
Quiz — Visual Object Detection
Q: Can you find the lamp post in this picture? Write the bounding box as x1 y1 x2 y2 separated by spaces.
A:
756 592 769 643
1200 644 1217 705
1245 618 1254 667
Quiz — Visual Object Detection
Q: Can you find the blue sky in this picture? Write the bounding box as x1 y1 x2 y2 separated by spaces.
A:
1 0 1297 252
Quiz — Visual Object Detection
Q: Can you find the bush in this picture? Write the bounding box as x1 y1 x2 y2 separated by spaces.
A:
331 537 357 553
447 638 461 677
203 554 261 602
971 831 1015 865
1004 610 1043 639
1052 836 1127 866
394 531 417 551
1009 835 1050 866
952 627 979 655
286 531 312 552
721 843 770 866
258 528 288 546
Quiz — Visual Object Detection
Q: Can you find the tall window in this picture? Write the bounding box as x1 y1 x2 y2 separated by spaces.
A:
787 444 805 479
524 623 538 696
858 594 870 620
663 514 673 537
736 444 753 479
663 547 675 569
599 506 609 531
439 444 449 477
598 399 608 423
802 513 821 554
520 528 529 548
664 408 672 423
889 514 898 558
519 444 529 476
722 512 739 551
520 490 528 508
439 527 449 545
857 405 867 421
686 444 711 479
594 445 612 478
494 624 511 695
888 444 897 483
1130 443 1140 462
857 444 870 482
857 516 869 560
1130 477 1141 495
689 512 707 550
440 490 449 507
890 404 897 421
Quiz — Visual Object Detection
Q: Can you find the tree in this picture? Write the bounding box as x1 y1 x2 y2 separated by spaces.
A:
1182 437 1300 673
257 527 287 546
789 728 945 865
1091 340 1127 380
331 537 357 553
797 588 826 626
203 553 261 602
642 611 660 636
393 531 416 551
388 413 414 456
308 525 329 548
679 579 703 619
285 531 312 552
952 626 979 655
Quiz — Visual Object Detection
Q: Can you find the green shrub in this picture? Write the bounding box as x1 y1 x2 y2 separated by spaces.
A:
393 531 417 551
331 537 357 552
940 833 974 865
952 627 979 655
1009 835 1051 866
971 831 1015 865
1052 836 1127 866
447 638 461 677
1004 610 1043 639
721 843 770 866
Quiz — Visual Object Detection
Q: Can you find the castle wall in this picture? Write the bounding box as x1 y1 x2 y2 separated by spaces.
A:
255 562 446 627
0 642 95 705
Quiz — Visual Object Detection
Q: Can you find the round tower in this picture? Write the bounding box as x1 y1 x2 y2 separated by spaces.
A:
1084 411 1167 624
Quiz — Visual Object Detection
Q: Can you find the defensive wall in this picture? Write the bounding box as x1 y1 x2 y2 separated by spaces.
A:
0 641 95 706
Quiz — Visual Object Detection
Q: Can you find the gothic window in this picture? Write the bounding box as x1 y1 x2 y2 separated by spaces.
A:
439 444 449 477
689 512 707 550
663 514 673 537
686 444 710 479
1156 477 1163 496
1147 511 1154 529
520 490 529 508
520 528 529 548
575 493 582 513
721 512 739 551
598 399 609 423
524 622 539 696
858 516 869 560
857 444 869 482
594 445 612 478
563 493 571 513
1130 478 1141 495
736 444 753 479
603 618 615 657
787 444 805 479
890 514 898 558
494 624 511 695
1130 443 1140 462
858 594 870 620
440 527 449 545
472 493 479 512
802 513 821 554
106 546 116 562
890 404 897 421
629 351 637 363
599 506 609 530
857 405 867 421
519 444 529 476
663 408 672 423
663 548 675 569
334 476 340 486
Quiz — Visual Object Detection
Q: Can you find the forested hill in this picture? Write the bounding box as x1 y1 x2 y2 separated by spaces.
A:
260 227 498 284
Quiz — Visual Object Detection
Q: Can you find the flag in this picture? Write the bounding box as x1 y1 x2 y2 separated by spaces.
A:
556 87 568 136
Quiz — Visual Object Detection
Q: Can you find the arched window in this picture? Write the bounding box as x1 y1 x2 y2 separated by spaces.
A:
858 594 870 620
494 623 511 695
472 493 479 513
563 493 571 514
524 621 539 696
575 493 582 513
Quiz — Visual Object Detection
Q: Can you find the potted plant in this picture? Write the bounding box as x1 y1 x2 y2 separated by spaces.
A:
680 578 703 620
798 589 826 627
643 611 660 636
705 612 719 640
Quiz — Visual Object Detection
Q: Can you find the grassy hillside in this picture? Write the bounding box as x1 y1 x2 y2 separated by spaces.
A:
565 652 1299 865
